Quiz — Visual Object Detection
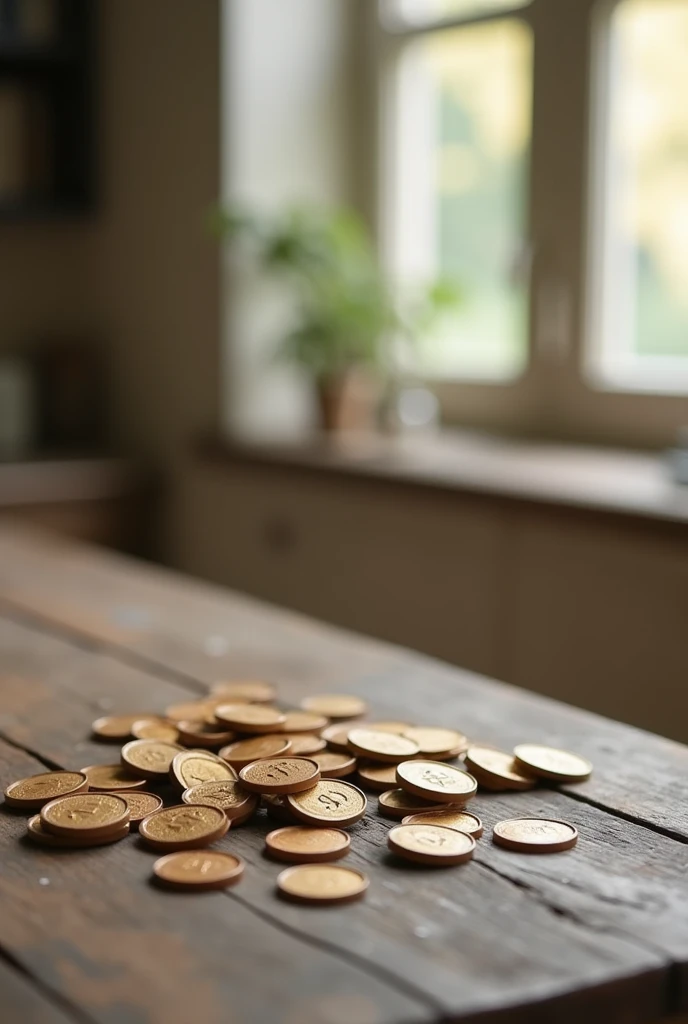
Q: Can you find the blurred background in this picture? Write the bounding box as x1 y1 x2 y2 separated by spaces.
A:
1 0 687 740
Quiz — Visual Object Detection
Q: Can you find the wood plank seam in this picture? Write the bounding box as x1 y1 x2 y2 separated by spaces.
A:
0 946 98 1024
476 859 682 1016
560 788 688 848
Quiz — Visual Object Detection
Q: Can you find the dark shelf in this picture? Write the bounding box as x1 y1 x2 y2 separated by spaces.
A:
0 195 91 221
0 42 77 65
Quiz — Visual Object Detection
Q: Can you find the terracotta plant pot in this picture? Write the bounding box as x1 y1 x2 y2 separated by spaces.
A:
315 371 379 433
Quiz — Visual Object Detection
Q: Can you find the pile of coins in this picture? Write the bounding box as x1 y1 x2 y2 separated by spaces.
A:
3 681 592 904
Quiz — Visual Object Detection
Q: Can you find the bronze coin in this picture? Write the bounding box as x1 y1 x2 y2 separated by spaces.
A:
402 727 469 760
41 792 130 838
464 746 536 791
279 733 326 756
287 780 367 828
402 809 484 837
214 704 286 733
81 764 148 791
27 814 130 847
219 735 292 769
347 729 419 764
182 780 258 823
356 762 398 792
153 850 245 890
107 790 163 828
238 757 321 795
121 739 184 779
277 711 329 734
378 789 462 819
388 824 476 866
131 719 180 743
175 720 236 749
4 771 88 810
310 751 357 779
513 744 593 784
91 714 143 741
320 724 353 753
139 803 229 852
395 761 477 804
170 750 238 791
493 818 579 853
277 864 369 905
265 826 351 863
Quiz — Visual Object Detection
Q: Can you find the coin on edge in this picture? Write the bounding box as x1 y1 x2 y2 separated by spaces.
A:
81 764 148 791
182 780 258 823
402 809 484 837
396 760 477 804
121 739 184 779
356 762 398 792
493 818 579 853
402 727 468 760
219 735 292 768
265 826 351 863
513 744 593 784
214 704 286 733
131 719 180 743
465 746 536 791
4 771 88 810
153 850 245 890
170 750 238 791
239 757 320 795
378 788 461 819
91 714 142 741
277 864 369 905
27 814 130 847
139 804 229 851
300 695 367 720
41 792 130 838
311 751 357 779
287 780 367 828
108 790 163 828
388 823 476 866
347 729 420 764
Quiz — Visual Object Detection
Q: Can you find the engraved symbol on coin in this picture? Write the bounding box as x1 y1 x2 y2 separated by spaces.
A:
168 809 205 830
318 788 349 810
421 769 451 787
266 762 292 779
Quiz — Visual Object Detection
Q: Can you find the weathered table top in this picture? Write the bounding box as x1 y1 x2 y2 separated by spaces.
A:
1 524 687 1024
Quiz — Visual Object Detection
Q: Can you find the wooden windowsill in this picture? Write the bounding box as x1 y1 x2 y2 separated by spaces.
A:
199 430 688 530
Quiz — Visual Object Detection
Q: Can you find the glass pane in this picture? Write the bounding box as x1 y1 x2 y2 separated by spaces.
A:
592 0 688 389
385 0 531 28
388 20 532 380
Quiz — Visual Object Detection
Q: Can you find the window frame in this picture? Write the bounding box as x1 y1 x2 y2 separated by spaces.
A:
374 0 688 448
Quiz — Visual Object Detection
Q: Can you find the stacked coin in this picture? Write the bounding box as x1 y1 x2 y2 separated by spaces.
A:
3 682 591 903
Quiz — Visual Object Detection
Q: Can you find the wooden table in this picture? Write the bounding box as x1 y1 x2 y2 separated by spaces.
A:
1 525 687 1024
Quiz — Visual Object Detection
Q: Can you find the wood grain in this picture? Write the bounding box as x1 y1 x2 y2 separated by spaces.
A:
0 609 683 1022
0 525 686 841
0 957 82 1024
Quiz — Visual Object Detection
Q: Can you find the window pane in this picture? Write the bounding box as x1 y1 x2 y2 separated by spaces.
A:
388 20 532 380
592 0 688 390
385 0 531 28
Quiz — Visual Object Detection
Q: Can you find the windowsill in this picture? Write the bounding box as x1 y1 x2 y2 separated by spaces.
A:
199 429 688 530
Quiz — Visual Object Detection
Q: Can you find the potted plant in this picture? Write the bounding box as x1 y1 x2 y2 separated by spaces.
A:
212 205 459 432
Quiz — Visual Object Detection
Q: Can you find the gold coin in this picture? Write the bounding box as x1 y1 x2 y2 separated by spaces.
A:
395 761 477 804
175 720 236 749
277 864 369 905
165 701 217 723
356 762 398 792
4 771 88 810
280 733 326 756
81 764 148 791
402 727 468 760
239 757 320 795
131 719 180 743
91 714 142 741
378 788 459 819
153 850 245 890
401 809 484 837
347 729 419 763
211 680 276 703
41 792 129 838
107 790 163 828
493 817 579 853
219 735 292 768
278 711 329 734
388 823 476 866
311 751 357 779
513 744 593 784
321 724 353 753
464 746 536 791
170 750 238 791
300 695 367 719
266 826 350 863
121 739 183 779
287 780 367 828
214 704 286 733
182 780 258 823
139 803 229 851
27 814 130 847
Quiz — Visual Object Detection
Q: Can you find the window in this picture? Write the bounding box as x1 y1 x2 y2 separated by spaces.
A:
378 0 688 444
589 0 688 393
